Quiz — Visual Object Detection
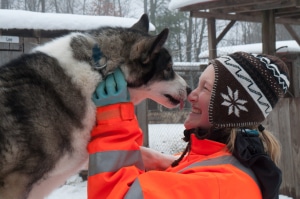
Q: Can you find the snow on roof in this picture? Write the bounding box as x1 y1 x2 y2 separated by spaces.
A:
168 0 217 10
199 40 300 58
173 62 207 70
0 9 155 31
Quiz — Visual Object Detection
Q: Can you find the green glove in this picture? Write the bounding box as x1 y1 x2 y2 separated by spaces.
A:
92 68 130 107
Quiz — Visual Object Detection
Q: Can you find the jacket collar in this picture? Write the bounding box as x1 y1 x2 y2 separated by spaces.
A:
189 134 227 155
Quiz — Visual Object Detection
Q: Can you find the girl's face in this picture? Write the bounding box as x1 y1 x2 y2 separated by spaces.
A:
184 64 215 130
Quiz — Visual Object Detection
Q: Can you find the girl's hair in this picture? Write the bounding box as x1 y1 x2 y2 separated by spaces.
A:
227 128 281 165
172 127 281 167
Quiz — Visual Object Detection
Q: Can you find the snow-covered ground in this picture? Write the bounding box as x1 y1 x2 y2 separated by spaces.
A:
46 175 87 199
47 175 293 199
46 124 293 199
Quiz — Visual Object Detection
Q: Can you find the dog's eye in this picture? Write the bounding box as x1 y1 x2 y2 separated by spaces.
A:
165 67 171 72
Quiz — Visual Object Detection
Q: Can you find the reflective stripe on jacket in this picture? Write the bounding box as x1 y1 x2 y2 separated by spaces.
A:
88 102 262 199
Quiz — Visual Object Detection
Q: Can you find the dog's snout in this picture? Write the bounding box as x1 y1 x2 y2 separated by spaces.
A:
186 87 192 95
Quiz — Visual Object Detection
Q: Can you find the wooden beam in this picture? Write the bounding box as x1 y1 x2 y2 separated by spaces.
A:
275 7 300 17
0 29 72 38
191 10 300 25
216 20 236 44
207 18 217 59
283 24 300 46
33 30 41 38
191 11 262 23
276 17 300 24
179 0 276 11
135 101 149 147
262 10 276 55
276 12 300 18
214 0 296 14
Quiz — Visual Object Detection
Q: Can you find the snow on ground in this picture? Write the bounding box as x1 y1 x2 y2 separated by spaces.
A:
46 124 293 199
148 123 186 154
46 175 87 199
47 174 293 199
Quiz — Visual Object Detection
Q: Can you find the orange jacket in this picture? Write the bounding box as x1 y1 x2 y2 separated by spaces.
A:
87 102 262 199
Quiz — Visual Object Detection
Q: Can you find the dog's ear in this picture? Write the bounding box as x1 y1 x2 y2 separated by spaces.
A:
130 28 169 64
131 14 149 33
142 28 169 64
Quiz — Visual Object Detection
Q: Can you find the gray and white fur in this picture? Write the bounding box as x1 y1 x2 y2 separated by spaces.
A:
0 14 189 199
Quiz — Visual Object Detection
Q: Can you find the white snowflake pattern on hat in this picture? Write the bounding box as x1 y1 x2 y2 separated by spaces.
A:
221 86 248 117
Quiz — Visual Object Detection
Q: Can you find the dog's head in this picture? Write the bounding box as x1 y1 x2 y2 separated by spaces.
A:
93 14 190 109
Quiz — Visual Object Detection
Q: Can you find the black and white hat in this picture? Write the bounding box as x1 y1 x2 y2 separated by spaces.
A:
209 51 290 128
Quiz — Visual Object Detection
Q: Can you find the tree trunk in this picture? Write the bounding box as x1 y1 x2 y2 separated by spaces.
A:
144 0 147 14
40 0 45 12
54 0 59 13
149 0 156 26
83 0 86 14
117 0 122 16
186 17 192 62
195 18 206 62
1 0 9 9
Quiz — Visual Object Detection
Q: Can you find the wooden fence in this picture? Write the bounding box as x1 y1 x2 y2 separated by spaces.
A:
0 37 49 64
264 97 300 198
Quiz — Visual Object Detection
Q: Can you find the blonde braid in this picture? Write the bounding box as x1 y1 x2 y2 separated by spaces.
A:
226 127 281 166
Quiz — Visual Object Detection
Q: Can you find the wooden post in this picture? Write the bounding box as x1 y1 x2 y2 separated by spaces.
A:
283 24 300 46
262 10 276 55
207 17 217 59
216 20 236 44
135 100 149 147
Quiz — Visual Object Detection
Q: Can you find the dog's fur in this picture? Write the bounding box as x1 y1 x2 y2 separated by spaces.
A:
0 14 189 199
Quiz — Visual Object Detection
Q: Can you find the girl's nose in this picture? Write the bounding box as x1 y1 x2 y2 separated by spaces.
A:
187 89 197 102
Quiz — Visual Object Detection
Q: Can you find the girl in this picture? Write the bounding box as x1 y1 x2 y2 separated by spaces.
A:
89 51 289 199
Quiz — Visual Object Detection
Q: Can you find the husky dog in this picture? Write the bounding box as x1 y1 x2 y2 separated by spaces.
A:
0 14 189 199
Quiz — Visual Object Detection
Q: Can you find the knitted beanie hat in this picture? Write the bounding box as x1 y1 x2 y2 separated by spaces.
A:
209 51 290 128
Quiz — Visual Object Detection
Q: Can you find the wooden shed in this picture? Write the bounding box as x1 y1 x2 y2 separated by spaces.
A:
169 0 300 57
169 0 300 198
0 9 152 64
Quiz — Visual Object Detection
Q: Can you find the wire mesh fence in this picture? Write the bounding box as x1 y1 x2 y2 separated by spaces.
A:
145 63 206 154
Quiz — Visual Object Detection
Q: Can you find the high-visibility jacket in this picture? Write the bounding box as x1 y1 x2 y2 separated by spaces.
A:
88 102 262 199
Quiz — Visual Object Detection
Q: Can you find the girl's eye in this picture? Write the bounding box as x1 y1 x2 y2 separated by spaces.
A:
204 86 211 92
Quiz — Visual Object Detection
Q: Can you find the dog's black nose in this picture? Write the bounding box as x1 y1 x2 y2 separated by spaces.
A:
186 87 192 95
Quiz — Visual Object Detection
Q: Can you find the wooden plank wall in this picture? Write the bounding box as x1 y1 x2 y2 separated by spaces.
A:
0 37 50 66
264 97 300 199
